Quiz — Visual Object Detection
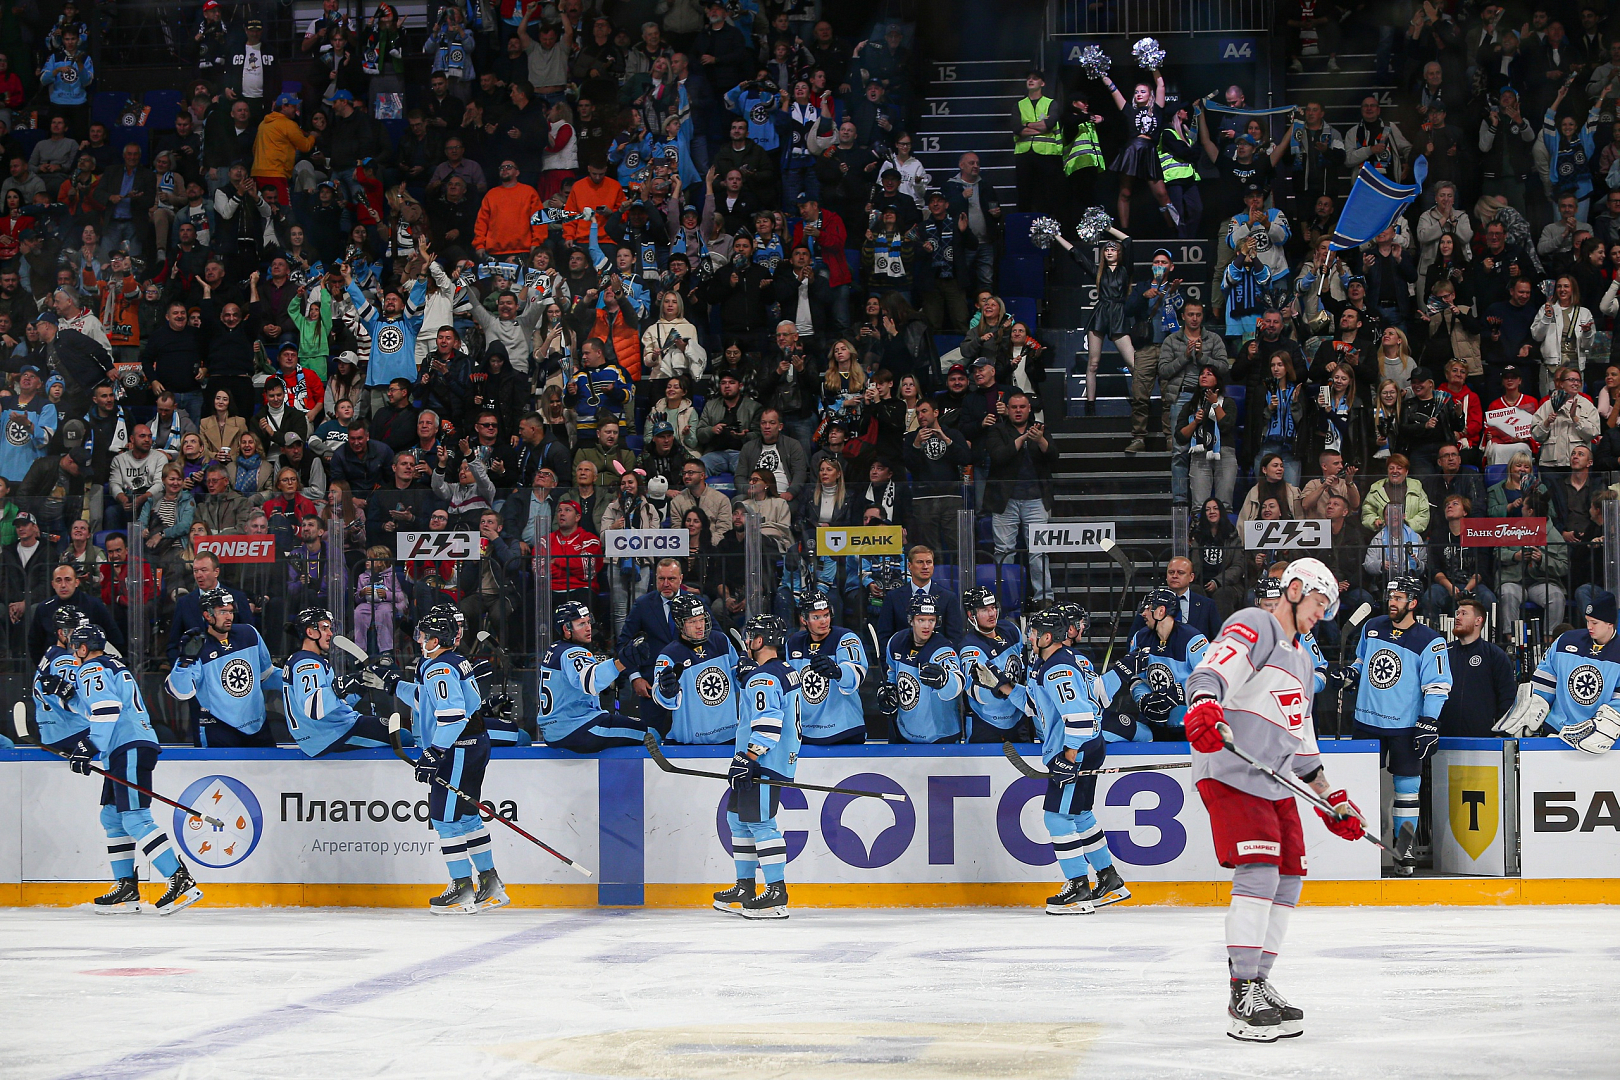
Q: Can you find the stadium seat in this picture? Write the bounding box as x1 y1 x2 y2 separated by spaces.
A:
933 333 963 357
142 90 185 125
624 433 643 452
109 127 149 161
1003 296 1037 327
999 255 1043 298
1484 464 1508 489
12 129 43 156
1003 212 1040 261
94 529 125 549
709 472 735 496
91 92 128 129
995 563 1026 615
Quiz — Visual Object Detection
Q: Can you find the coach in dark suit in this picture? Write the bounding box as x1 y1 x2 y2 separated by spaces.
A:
164 551 255 666
874 545 963 662
615 557 704 733
1126 556 1221 642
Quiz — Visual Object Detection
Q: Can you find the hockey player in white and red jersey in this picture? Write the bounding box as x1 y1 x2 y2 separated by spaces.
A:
1181 558 1368 1043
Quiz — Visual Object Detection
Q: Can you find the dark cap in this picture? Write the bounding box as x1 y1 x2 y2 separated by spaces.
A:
1586 590 1618 625
650 419 675 436
969 356 995 368
1410 366 1436 384
14 510 36 526
1501 364 1523 377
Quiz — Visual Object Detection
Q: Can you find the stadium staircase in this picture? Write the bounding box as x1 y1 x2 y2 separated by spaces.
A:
1284 50 1400 135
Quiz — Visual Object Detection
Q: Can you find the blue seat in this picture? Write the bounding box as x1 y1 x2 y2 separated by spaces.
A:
94 529 125 549
995 563 1026 615
975 514 994 550
12 128 43 156
1484 464 1508 490
999 255 1044 298
91 92 127 129
108 127 149 161
142 89 186 125
1004 296 1037 327
709 472 736 496
1003 213 1041 261
934 333 963 357
623 433 643 451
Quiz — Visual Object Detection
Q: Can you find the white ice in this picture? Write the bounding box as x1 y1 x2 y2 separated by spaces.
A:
1 903 1609 1080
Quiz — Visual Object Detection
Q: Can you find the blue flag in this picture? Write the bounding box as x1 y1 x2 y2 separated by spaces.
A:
1327 162 1424 251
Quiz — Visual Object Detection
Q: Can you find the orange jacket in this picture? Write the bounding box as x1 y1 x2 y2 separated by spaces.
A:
472 181 545 255
590 306 642 382
251 111 316 180
562 175 624 243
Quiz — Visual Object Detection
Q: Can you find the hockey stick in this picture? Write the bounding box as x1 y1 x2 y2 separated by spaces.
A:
385 713 594 877
1000 740 1192 780
1334 602 1373 739
13 702 226 827
1214 721 1392 853
1098 538 1138 669
643 732 909 802
332 634 370 664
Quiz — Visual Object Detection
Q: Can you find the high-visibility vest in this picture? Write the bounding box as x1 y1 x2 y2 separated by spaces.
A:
1157 127 1200 183
1015 96 1061 155
1063 120 1103 174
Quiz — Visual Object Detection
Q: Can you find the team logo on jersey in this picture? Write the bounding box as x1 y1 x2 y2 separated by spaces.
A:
695 666 730 707
800 667 829 705
897 672 920 710
1269 687 1305 734
377 325 406 354
173 774 263 869
6 416 30 445
1367 649 1402 690
1145 663 1175 691
624 150 642 169
1567 664 1605 707
58 63 79 83
219 656 255 698
749 103 769 125
1469 654 1483 668
1004 652 1025 684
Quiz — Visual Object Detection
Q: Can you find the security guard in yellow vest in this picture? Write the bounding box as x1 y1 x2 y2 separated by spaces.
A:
1155 103 1204 238
1013 70 1064 216
1061 89 1105 223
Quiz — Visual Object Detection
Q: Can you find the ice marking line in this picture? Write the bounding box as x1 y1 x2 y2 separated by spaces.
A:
52 913 599 1080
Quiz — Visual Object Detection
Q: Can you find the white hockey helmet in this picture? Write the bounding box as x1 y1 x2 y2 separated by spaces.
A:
1279 557 1340 619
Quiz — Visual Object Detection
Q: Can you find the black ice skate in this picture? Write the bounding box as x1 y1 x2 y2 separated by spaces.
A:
1392 823 1418 876
474 869 509 911
92 876 141 915
1089 864 1132 907
152 865 203 916
740 881 789 919
1044 878 1096 915
1227 978 1282 1042
429 877 477 914
713 878 756 915
1259 980 1304 1037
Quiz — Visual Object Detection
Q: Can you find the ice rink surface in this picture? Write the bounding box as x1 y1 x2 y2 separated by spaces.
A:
2 903 1610 1080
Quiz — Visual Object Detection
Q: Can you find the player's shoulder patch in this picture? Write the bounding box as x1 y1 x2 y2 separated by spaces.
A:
1226 622 1259 645
293 660 323 675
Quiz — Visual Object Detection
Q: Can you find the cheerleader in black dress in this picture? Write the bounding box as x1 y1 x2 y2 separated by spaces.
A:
1100 68 1166 231
1053 225 1135 410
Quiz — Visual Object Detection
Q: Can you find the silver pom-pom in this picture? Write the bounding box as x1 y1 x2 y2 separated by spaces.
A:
1132 37 1166 70
1028 216 1062 250
1076 44 1110 81
1075 206 1114 244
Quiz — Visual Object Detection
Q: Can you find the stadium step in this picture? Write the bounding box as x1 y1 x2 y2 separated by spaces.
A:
1284 53 1399 127
911 55 1031 182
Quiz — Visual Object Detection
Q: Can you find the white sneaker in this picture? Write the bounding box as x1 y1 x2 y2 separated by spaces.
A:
1328 57 1341 72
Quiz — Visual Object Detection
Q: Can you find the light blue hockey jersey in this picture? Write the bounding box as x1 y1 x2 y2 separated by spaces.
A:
724 86 780 149
885 630 963 743
33 644 88 747
1303 631 1327 694
1105 623 1209 726
1029 646 1105 765
396 650 482 749
1353 616 1450 730
538 641 624 742
1530 630 1620 732
68 655 157 756
784 627 867 741
653 632 741 744
282 650 363 756
958 620 1029 731
0 397 56 481
348 281 427 386
166 626 282 735
738 657 802 779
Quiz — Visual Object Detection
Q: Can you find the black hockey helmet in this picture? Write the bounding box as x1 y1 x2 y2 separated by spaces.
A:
743 613 789 650
799 589 833 617
1029 607 1071 644
426 602 465 648
555 599 594 636
670 591 710 642
293 607 335 639
1254 576 1286 601
416 606 461 649
1065 604 1092 637
1141 587 1179 619
963 585 999 614
1387 575 1424 602
52 605 89 635
70 622 106 652
908 592 943 621
199 586 235 614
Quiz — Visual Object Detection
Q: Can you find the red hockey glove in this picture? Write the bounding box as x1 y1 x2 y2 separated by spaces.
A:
1315 789 1366 841
1183 698 1227 754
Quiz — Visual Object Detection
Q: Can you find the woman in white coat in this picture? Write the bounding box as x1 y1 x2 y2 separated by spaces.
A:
1529 274 1596 387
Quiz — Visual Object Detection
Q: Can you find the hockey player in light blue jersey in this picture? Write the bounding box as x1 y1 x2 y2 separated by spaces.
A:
166 588 283 748
1351 575 1451 872
1025 606 1130 914
1108 588 1209 741
33 606 90 748
47 622 204 915
958 586 1031 742
878 593 964 743
1500 590 1620 754
374 605 507 913
712 614 803 919
784 592 868 745
653 592 741 744
281 608 399 756
539 600 654 751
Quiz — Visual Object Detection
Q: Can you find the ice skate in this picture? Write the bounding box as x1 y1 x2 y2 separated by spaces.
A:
152 865 202 916
740 882 789 919
713 878 756 915
1392 823 1418 876
428 877 477 914
474 869 509 911
1045 877 1096 915
1259 980 1304 1037
1089 864 1132 907
92 877 141 915
1228 978 1282 1042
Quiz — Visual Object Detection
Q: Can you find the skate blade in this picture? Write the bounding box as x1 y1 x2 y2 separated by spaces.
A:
476 893 510 911
91 901 141 915
154 887 202 916
1278 1019 1304 1038
1226 1017 1281 1043
1091 886 1132 908
713 900 749 916
429 900 478 915
740 905 789 919
1044 901 1096 915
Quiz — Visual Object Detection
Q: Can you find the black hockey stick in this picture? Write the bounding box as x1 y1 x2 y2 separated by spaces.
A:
13 703 226 827
1098 538 1138 668
385 713 594 877
1333 602 1374 739
1000 740 1192 780
643 733 908 802
1214 721 1391 853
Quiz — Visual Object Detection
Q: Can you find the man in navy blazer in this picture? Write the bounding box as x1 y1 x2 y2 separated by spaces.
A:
1126 556 1221 642
615 557 701 732
164 552 257 666
875 545 964 662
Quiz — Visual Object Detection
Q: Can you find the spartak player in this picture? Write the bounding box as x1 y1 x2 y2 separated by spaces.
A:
1181 557 1366 1043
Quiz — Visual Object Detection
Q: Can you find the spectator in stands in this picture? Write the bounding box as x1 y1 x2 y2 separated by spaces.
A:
1238 452 1304 523
1497 486 1568 628
1426 494 1498 618
982 391 1055 607
1531 365 1600 472
903 397 969 562
1361 453 1431 533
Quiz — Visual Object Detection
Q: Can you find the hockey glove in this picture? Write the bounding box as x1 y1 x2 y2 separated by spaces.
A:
1413 716 1440 761
808 654 843 681
1108 651 1147 685
1183 698 1228 754
993 677 1018 699
917 662 949 689
332 672 366 697
1315 789 1367 841
657 664 683 699
413 746 441 785
370 658 403 696
484 694 516 722
876 682 900 716
1323 663 1356 693
734 658 758 684
178 629 207 663
727 751 761 788
35 672 73 702
64 734 96 776
468 658 495 684
1138 690 1180 724
1047 751 1079 785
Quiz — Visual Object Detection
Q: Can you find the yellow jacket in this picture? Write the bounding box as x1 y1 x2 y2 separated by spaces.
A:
252 111 315 180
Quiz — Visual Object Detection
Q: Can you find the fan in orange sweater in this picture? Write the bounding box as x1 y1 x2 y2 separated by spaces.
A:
473 164 547 258
562 164 624 244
